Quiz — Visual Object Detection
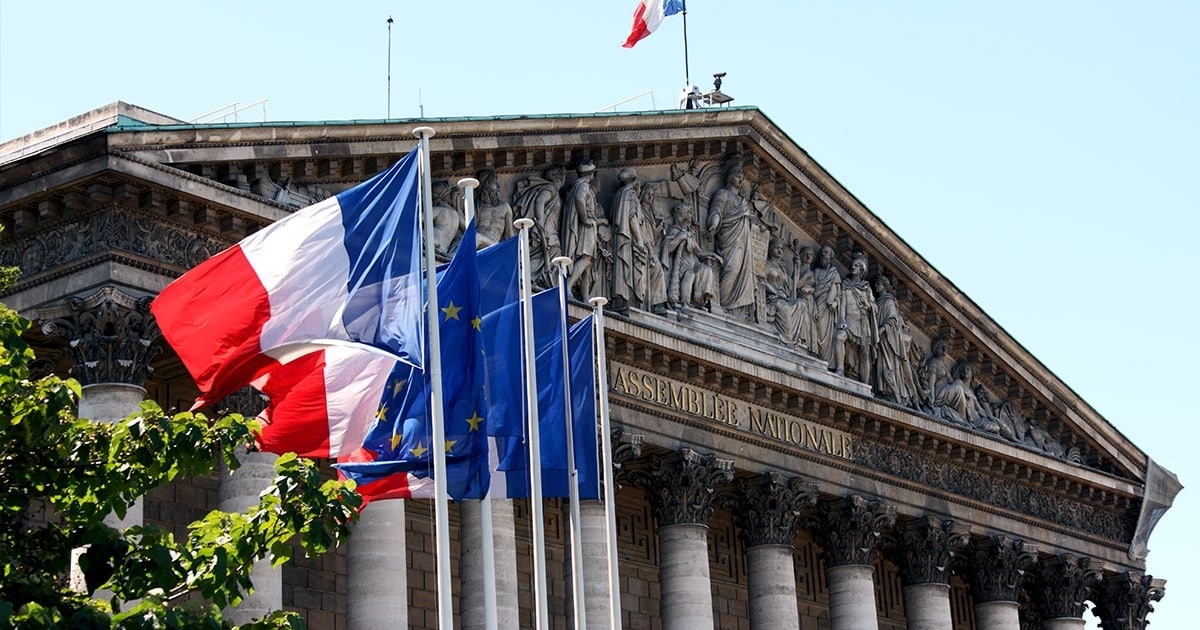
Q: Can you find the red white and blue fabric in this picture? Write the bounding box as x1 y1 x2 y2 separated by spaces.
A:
150 148 423 409
623 0 685 48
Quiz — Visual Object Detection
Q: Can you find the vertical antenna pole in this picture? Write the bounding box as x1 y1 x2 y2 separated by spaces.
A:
386 16 393 118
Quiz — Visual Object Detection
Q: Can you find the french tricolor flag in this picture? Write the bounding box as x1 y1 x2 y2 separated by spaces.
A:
151 148 424 409
623 0 685 48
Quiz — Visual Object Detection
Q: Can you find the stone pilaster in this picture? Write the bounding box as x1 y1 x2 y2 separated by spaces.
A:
630 448 734 630
1039 554 1101 626
818 495 896 630
734 472 817 630
968 536 1038 630
898 517 969 630
1092 572 1165 630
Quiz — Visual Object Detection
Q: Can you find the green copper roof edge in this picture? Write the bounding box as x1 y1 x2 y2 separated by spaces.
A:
107 105 764 132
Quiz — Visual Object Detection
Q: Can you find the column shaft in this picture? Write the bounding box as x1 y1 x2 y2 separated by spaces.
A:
747 544 799 629
1043 619 1086 630
659 524 713 630
580 500 616 630
828 564 879 630
460 500 486 630
491 499 520 629
347 499 408 630
218 450 281 625
80 383 146 529
902 583 952 630
973 600 1020 630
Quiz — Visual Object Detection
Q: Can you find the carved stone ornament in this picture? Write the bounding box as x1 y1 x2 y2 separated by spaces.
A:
734 471 818 547
968 535 1038 604
1093 572 1165 630
217 385 269 418
898 516 970 586
610 427 645 490
627 447 734 527
817 494 897 567
1040 554 1102 620
39 288 161 387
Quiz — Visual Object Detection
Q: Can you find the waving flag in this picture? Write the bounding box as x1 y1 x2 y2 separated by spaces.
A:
337 225 522 503
623 0 685 48
151 148 424 408
478 290 599 500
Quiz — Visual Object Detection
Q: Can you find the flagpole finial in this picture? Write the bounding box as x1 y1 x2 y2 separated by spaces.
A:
412 126 436 139
458 177 479 190
589 296 608 308
552 256 572 272
514 217 534 230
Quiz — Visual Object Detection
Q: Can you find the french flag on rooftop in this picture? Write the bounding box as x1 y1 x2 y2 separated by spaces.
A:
151 148 424 409
623 0 685 48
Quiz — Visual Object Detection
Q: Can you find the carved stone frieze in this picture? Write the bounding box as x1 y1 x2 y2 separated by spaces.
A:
967 535 1037 604
1092 572 1165 630
729 471 818 547
0 209 233 284
817 494 896 567
1039 554 1102 620
898 516 970 586
855 440 1131 541
39 288 161 387
626 447 734 527
610 427 644 490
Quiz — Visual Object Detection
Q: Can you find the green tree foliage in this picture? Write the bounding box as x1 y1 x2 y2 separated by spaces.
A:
0 303 363 629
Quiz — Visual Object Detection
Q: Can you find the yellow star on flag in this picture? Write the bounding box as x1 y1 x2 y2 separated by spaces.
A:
390 430 403 451
444 439 458 453
442 301 462 321
392 378 407 397
409 442 429 458
471 315 482 331
375 405 389 421
465 411 484 432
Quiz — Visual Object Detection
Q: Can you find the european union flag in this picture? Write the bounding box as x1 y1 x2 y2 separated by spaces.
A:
339 222 495 500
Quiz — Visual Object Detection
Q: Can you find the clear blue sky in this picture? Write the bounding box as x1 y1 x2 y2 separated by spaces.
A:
2 2 1197 627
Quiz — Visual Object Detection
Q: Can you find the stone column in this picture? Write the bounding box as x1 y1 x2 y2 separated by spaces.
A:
460 498 520 630
817 495 897 630
217 444 280 624
40 289 161 598
732 472 818 630
967 536 1037 630
1037 554 1101 630
629 448 734 630
574 429 644 630
897 517 969 630
1091 572 1165 630
347 499 408 630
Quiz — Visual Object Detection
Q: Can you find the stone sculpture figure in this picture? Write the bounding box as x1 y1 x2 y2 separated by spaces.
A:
932 361 997 431
812 245 842 368
764 237 806 347
565 161 609 300
921 336 953 412
512 166 566 289
706 164 757 318
661 202 720 311
473 169 514 250
431 180 464 260
832 252 878 383
972 385 1067 457
873 275 920 408
610 168 667 313
792 246 817 352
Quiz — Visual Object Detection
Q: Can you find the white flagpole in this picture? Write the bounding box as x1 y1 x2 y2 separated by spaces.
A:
413 127 454 630
588 296 623 630
514 217 550 630
552 256 586 630
459 177 499 630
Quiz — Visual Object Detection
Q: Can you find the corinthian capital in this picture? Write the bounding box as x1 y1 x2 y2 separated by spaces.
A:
39 288 161 387
1093 572 1165 630
1040 554 1102 620
628 447 734 527
817 494 896 567
968 535 1038 603
732 471 818 547
898 516 970 586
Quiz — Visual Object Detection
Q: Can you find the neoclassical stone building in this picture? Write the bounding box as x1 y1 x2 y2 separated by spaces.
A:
0 102 1180 629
